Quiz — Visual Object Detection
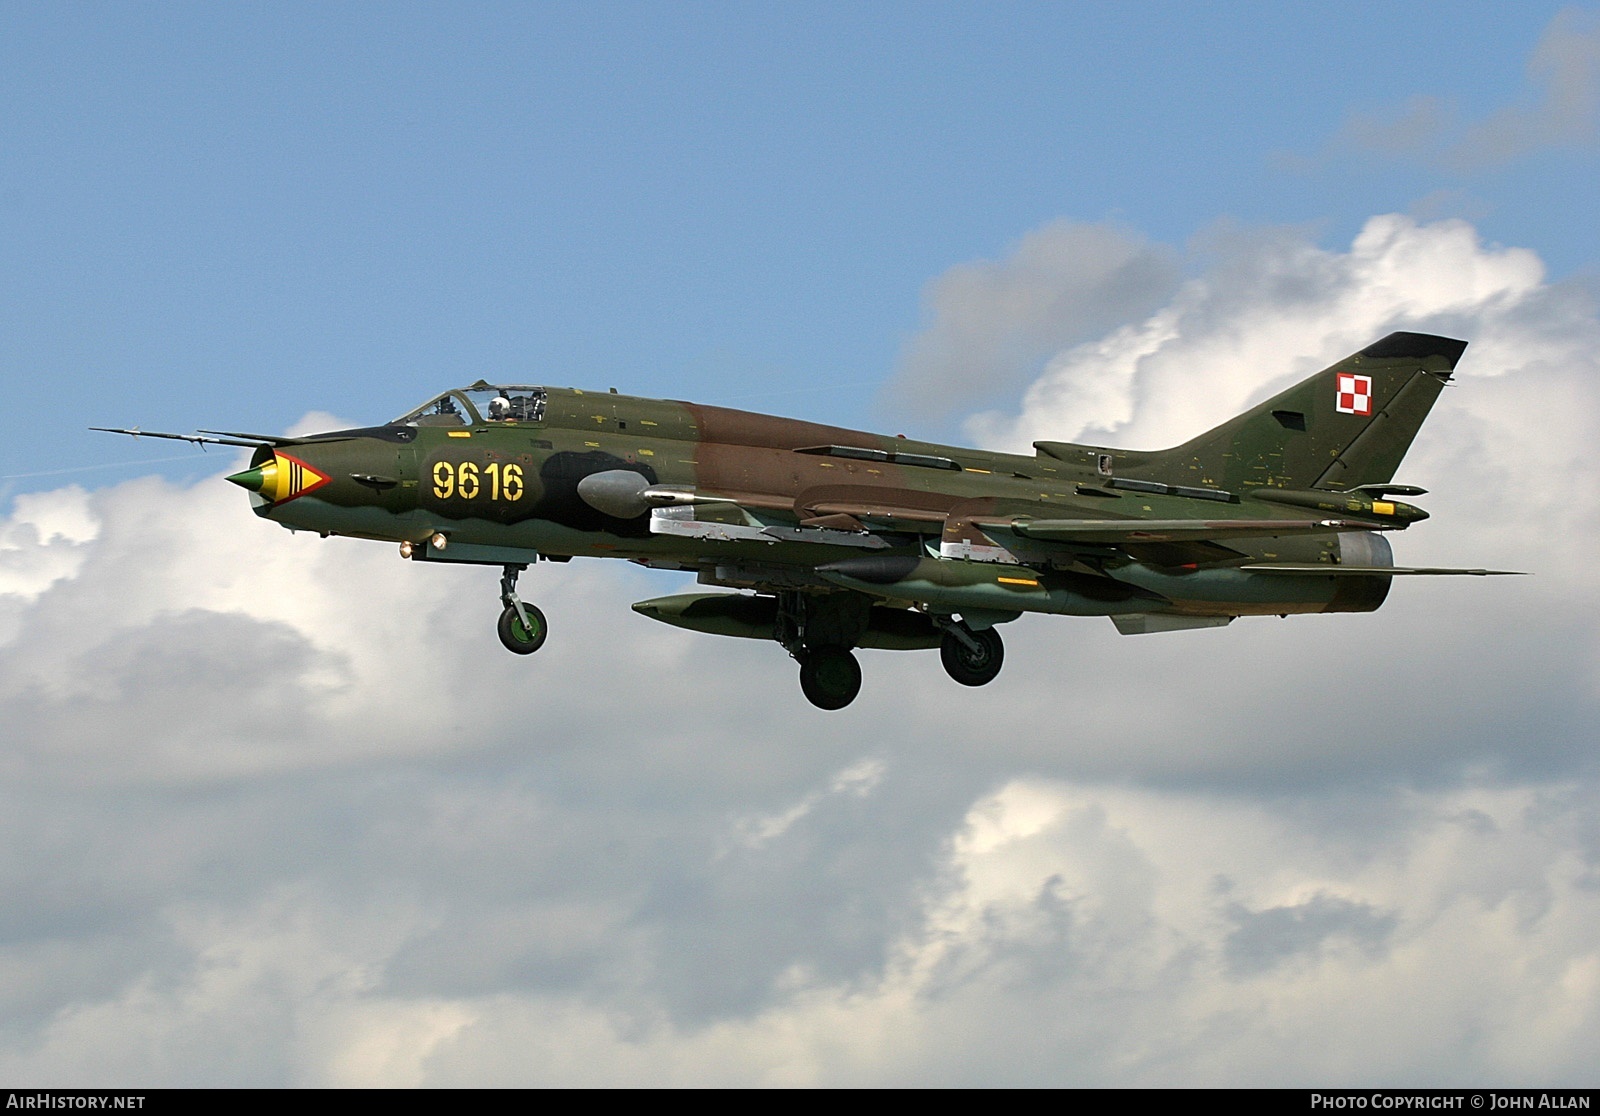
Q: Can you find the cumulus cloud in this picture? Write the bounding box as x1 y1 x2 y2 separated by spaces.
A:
728 758 887 850
1317 7 1600 170
886 221 1180 419
9 781 1592 1086
968 214 1558 453
0 212 1597 1084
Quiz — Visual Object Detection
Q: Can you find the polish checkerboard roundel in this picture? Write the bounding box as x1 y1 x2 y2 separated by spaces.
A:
1336 372 1372 416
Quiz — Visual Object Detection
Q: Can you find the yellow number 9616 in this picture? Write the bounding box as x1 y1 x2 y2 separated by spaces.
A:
432 460 524 502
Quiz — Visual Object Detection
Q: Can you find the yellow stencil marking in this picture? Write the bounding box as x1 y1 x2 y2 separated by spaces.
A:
457 461 480 500
1373 500 1396 515
447 431 471 438
997 576 1039 587
431 461 525 501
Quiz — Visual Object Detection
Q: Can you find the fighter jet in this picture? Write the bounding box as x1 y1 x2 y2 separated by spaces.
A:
97 332 1514 709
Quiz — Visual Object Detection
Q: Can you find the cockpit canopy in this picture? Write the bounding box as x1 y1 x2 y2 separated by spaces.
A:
392 381 548 427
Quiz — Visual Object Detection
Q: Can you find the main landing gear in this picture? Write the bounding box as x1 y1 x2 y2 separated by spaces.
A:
797 645 863 711
777 591 867 711
937 619 1005 687
773 592 1008 710
790 617 1004 710
496 564 548 655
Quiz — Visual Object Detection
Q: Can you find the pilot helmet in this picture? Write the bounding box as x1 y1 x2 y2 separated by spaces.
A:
488 396 511 419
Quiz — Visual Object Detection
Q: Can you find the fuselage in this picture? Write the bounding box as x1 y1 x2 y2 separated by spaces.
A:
235 384 1398 620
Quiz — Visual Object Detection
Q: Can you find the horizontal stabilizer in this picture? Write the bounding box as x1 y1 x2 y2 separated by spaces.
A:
987 517 1384 544
1241 563 1525 576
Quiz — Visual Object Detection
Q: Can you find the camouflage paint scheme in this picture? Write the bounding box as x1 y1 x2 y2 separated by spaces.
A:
99 332 1510 709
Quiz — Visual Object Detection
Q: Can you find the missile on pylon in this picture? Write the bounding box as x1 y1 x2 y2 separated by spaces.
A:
815 555 1157 618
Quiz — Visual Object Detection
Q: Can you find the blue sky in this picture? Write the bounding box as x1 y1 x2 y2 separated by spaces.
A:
1 3 1598 1087
2 2 1595 496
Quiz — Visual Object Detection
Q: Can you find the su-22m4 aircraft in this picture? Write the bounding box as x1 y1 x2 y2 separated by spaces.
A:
98 332 1515 710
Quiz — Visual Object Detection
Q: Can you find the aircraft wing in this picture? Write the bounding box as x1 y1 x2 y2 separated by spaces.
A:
979 516 1386 545
1241 563 1525 576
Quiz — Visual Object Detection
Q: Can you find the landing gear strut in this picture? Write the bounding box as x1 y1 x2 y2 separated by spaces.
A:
777 590 867 710
496 564 548 655
939 620 1004 686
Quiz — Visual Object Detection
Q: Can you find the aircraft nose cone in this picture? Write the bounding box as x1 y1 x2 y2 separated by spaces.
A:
226 466 267 493
222 453 327 506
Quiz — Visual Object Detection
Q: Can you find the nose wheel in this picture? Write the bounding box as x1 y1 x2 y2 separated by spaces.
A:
497 602 548 654
496 564 548 655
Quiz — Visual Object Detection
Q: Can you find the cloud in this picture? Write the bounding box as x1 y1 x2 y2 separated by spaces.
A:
964 210 1600 783
11 781 1592 1086
1315 7 1600 170
0 486 98 645
729 758 887 849
0 213 1597 1084
1220 892 1398 977
967 214 1557 453
886 221 1180 419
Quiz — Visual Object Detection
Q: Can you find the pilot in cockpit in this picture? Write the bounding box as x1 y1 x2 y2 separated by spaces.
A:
488 396 512 420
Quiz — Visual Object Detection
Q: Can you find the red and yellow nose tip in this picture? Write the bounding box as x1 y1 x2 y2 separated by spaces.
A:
226 453 330 505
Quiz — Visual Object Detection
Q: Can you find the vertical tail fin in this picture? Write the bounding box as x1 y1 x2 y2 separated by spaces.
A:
1134 332 1467 492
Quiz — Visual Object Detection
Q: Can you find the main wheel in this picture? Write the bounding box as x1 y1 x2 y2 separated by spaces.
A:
940 624 1004 686
798 645 862 710
497 603 549 655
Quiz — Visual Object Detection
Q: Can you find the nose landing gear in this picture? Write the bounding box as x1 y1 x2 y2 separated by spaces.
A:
496 564 548 655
